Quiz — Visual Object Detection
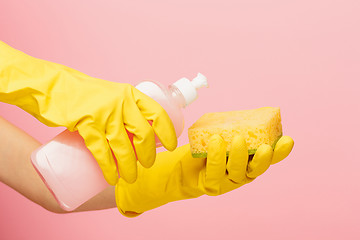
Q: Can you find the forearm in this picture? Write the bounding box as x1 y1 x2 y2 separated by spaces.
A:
0 41 99 129
0 116 116 213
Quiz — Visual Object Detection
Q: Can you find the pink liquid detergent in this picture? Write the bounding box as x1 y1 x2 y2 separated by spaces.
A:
31 73 207 211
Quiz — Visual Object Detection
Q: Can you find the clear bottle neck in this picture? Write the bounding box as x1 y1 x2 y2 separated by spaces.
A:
168 84 187 109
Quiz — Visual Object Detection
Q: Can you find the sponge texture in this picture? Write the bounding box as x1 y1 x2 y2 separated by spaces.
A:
188 107 283 158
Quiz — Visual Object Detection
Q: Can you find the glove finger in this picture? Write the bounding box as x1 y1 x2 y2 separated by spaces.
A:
132 88 177 151
106 112 138 184
247 144 273 179
227 135 249 184
123 99 156 169
77 125 118 185
204 134 227 195
271 136 294 164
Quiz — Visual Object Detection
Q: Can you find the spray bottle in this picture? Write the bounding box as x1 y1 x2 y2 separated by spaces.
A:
31 73 208 211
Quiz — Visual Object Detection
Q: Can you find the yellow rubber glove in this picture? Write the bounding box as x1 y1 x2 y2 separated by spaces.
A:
0 41 177 185
116 135 294 217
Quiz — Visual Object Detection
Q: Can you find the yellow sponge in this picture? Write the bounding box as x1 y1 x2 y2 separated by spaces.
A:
188 107 283 158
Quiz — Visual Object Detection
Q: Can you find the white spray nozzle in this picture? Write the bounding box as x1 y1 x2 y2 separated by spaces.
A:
191 73 208 89
173 73 208 106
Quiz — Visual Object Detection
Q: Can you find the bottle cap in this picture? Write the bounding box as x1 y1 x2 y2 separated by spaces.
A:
173 73 208 106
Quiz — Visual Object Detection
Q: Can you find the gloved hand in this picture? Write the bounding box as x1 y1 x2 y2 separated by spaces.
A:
0 41 177 185
116 135 294 217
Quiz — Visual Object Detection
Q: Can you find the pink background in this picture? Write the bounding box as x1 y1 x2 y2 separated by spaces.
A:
1 0 359 239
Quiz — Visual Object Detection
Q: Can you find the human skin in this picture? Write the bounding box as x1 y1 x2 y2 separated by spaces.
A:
0 116 117 213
